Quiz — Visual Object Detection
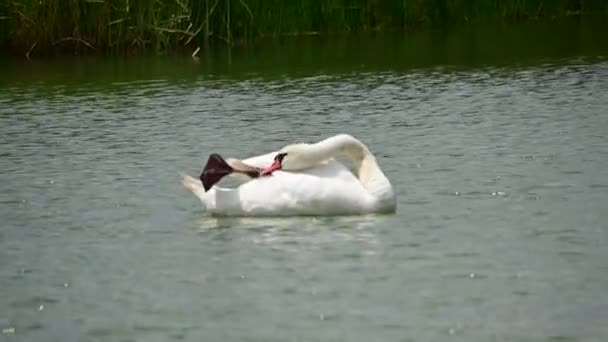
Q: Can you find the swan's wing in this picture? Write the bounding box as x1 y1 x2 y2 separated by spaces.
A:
241 151 277 169
184 151 374 216
209 161 375 216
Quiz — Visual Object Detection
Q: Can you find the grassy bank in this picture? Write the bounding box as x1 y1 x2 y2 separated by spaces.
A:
1 0 607 57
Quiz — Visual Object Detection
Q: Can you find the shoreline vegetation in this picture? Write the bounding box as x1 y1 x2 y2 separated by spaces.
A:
1 0 607 58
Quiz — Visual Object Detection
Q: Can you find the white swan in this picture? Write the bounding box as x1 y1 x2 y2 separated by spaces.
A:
181 134 396 216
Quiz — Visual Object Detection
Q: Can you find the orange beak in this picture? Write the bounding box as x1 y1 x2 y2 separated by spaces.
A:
260 159 282 176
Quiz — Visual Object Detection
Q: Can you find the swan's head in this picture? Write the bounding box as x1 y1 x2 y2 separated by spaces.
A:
260 143 316 175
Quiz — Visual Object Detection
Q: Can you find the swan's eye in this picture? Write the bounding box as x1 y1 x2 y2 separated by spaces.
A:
275 153 287 162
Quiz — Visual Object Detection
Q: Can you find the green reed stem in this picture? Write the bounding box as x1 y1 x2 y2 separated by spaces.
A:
1 0 607 56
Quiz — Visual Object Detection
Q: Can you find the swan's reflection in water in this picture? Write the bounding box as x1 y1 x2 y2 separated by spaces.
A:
193 215 386 255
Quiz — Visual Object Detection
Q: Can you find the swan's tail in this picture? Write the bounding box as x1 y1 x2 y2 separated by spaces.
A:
181 174 207 199
181 174 218 212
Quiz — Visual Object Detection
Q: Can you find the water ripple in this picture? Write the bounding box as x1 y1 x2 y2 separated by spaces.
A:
1 58 608 342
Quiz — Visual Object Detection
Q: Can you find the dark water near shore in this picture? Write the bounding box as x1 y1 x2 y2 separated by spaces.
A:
1 19 608 341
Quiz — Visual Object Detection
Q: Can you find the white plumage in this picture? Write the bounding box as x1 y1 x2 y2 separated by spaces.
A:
182 134 396 216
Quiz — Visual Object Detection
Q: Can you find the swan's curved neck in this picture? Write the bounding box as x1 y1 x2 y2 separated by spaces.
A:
310 135 394 201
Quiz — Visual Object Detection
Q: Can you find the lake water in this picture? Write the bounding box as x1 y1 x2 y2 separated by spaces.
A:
1 19 608 341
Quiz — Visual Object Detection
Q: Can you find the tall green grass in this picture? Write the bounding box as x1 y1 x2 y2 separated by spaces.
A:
1 0 607 56
2 0 194 56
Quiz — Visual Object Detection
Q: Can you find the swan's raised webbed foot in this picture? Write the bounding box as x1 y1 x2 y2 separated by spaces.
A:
200 154 262 191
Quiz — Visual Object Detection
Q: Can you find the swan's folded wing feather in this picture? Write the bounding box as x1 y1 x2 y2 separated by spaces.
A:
241 151 277 169
184 158 377 216
212 161 375 216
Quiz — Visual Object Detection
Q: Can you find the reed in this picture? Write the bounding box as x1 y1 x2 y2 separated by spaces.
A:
1 0 606 57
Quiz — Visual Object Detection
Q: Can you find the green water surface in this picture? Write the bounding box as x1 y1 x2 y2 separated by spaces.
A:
1 18 608 341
